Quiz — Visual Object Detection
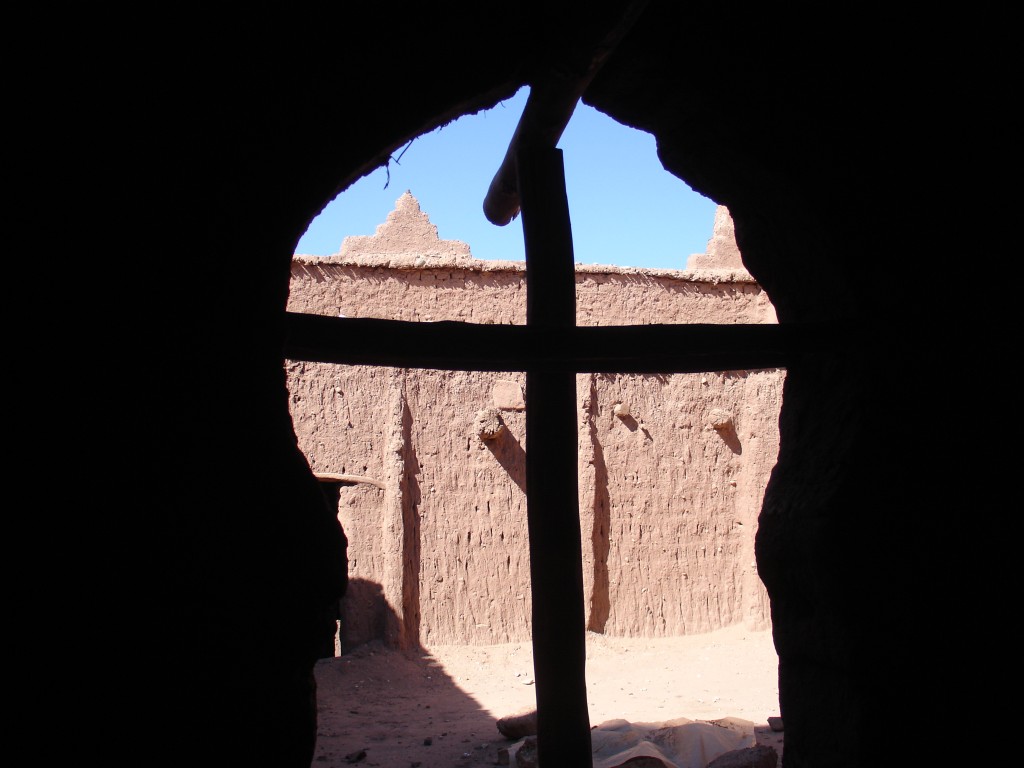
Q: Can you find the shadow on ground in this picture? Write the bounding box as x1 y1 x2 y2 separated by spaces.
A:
313 580 517 767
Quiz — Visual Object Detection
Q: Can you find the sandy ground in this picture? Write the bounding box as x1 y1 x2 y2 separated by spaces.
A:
312 623 783 767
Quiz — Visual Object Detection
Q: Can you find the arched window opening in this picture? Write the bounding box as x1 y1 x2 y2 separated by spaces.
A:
284 84 796 767
296 87 718 271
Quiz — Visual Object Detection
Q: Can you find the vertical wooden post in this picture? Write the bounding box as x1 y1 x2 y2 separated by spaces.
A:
518 145 592 766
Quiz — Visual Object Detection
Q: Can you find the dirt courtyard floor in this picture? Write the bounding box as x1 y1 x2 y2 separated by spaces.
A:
312 623 783 767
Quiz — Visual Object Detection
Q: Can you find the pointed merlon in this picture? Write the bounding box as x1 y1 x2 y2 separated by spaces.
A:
685 206 748 273
338 191 473 263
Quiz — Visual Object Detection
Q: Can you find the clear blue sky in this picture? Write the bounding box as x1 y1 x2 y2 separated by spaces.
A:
296 87 718 270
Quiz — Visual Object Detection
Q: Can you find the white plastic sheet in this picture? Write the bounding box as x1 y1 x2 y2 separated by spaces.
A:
508 717 756 768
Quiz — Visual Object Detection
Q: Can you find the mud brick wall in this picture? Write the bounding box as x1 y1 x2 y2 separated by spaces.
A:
286 196 782 648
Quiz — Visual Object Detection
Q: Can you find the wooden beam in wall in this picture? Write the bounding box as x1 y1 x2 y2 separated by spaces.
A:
518 146 592 765
482 0 651 227
282 312 832 373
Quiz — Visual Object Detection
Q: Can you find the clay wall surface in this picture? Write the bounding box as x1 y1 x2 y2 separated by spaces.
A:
286 195 782 648
290 261 773 327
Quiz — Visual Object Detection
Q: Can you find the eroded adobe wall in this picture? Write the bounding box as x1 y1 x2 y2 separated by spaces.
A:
581 369 780 637
286 196 782 647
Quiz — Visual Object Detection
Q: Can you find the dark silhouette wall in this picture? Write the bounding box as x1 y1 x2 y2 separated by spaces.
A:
116 4 1010 767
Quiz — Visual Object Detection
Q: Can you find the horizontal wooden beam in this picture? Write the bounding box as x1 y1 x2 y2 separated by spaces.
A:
282 312 839 373
313 472 385 490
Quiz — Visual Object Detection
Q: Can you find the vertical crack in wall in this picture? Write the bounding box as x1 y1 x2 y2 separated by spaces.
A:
383 368 422 650
582 373 611 632
400 389 422 648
